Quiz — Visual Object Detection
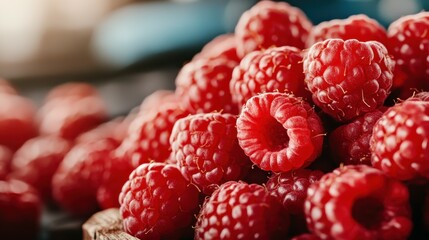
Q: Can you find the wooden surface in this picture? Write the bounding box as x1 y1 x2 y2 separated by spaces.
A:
82 208 138 240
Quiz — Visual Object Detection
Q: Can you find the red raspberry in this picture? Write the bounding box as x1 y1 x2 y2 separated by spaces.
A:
76 115 134 144
52 138 119 216
306 14 387 47
0 93 38 151
10 136 72 200
117 102 189 168
267 169 323 235
195 181 289 239
175 57 238 114
119 163 200 239
170 113 251 194
139 90 177 112
236 92 324 172
193 34 240 63
45 82 99 102
305 165 412 240
0 179 41 240
413 91 429 101
38 96 107 140
0 78 17 95
235 1 312 58
292 234 321 240
387 12 429 80
329 109 384 166
303 39 394 122
370 100 429 180
0 145 12 180
230 46 311 111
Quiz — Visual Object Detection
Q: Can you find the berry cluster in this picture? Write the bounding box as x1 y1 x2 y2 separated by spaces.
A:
2 1 429 240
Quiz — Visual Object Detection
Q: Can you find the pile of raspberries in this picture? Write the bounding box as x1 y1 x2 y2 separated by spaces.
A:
1 1 429 239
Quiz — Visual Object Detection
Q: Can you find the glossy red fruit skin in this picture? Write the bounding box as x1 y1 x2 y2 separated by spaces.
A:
237 92 324 172
194 181 289 240
0 179 42 240
305 165 412 240
230 46 311 111
235 0 312 58
387 12 429 80
119 163 200 240
371 100 429 181
170 113 250 194
175 57 238 114
52 138 119 216
307 14 387 47
303 39 394 122
329 109 384 166
0 93 38 151
10 136 72 200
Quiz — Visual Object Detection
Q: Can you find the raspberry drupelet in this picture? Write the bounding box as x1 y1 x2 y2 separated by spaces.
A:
230 46 311 111
119 163 200 240
306 14 387 47
303 38 394 122
170 113 251 194
305 165 412 240
370 99 429 180
194 181 289 240
236 92 324 172
235 0 312 58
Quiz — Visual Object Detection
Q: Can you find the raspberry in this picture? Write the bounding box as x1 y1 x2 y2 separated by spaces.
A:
387 12 429 80
329 109 384 166
291 234 321 240
370 100 429 180
306 14 387 47
0 93 38 151
45 82 99 102
139 90 177 112
267 169 323 216
0 179 41 240
0 78 17 95
38 96 107 140
170 113 251 194
117 102 189 168
10 136 72 201
305 165 412 240
235 1 312 58
236 92 324 172
175 57 238 114
195 181 289 239
413 91 429 101
119 163 200 239
267 169 323 235
193 34 240 63
303 39 394 122
52 138 119 216
230 46 311 111
76 115 134 144
0 145 12 180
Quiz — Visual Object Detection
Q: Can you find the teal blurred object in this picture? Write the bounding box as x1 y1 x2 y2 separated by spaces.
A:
93 0 428 69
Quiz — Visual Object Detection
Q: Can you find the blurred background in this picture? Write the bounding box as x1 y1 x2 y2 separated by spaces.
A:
0 0 428 115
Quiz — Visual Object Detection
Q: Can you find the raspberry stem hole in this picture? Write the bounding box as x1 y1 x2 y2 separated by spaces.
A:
262 118 289 151
351 196 384 230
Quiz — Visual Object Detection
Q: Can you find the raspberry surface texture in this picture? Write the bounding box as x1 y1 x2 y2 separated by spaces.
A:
237 92 324 172
52 138 119 216
175 57 238 114
119 163 200 240
303 38 394 122
230 46 311 111
305 165 412 240
117 102 189 168
370 99 429 180
194 181 288 240
10 136 72 200
170 113 250 194
235 0 312 58
329 109 384 166
307 14 387 47
387 12 429 80
193 34 240 63
0 179 41 240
